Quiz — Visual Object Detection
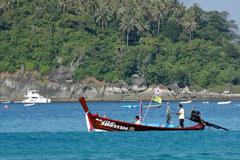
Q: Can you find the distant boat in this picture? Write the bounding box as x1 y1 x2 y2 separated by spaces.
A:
122 105 139 108
144 104 161 108
13 100 23 103
1 101 11 104
217 101 232 105
203 101 209 104
24 103 35 107
180 100 192 104
22 90 51 103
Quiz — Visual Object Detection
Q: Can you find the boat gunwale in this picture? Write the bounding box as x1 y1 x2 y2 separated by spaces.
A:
88 113 205 131
79 97 205 131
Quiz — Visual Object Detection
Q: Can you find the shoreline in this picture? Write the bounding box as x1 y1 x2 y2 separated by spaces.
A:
1 94 240 102
1 73 240 102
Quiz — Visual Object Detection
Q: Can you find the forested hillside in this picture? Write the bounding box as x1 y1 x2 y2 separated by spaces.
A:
0 0 240 90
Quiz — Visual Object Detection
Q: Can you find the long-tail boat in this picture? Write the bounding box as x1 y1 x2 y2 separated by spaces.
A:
79 97 205 132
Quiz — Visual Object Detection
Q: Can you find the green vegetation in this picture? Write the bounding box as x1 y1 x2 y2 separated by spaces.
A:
0 0 240 90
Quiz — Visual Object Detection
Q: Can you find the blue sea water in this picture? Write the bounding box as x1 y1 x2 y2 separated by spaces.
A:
0 100 240 160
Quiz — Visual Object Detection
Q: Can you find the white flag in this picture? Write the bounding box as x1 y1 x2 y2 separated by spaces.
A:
155 87 161 95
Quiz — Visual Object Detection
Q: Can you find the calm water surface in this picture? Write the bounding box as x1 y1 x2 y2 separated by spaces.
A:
0 101 240 160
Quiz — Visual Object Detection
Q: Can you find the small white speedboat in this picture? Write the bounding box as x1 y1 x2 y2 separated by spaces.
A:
24 103 35 107
122 105 139 108
217 101 231 105
180 100 192 104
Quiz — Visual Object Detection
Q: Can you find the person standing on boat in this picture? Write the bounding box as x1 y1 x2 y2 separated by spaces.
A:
166 102 172 125
177 104 184 128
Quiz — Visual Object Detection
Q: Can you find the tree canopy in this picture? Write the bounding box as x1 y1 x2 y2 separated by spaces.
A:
0 0 240 90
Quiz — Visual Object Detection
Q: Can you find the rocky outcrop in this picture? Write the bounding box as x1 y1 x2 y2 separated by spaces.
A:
0 72 154 101
0 72 240 101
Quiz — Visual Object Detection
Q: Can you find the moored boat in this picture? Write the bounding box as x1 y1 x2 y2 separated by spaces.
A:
122 105 139 108
23 90 51 103
1 101 11 104
180 100 192 104
79 97 205 132
217 101 231 105
24 103 35 107
143 104 161 108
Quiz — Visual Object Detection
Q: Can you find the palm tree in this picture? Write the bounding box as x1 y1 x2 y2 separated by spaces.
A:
167 0 185 18
150 0 168 35
180 4 204 41
135 17 149 35
87 0 99 15
191 3 205 27
119 0 128 7
116 6 126 20
119 14 136 46
181 10 197 41
114 43 127 77
58 0 69 12
95 4 111 30
102 0 115 10
119 0 150 45
74 0 83 11
1 0 14 12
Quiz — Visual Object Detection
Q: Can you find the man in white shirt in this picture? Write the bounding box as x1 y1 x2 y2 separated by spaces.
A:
177 104 184 128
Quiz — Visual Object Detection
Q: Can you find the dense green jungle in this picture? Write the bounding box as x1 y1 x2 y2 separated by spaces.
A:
0 0 240 92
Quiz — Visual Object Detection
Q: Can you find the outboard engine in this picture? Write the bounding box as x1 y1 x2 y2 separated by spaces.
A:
190 110 202 123
189 110 229 131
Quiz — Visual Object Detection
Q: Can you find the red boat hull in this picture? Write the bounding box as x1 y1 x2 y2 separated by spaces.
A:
79 97 205 132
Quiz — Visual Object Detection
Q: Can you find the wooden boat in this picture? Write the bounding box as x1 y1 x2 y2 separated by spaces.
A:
79 97 205 132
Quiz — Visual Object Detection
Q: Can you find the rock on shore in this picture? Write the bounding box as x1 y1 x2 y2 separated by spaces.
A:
0 72 240 101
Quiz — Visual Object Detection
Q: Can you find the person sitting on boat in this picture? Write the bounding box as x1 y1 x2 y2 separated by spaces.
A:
166 102 172 125
135 116 141 125
176 104 185 128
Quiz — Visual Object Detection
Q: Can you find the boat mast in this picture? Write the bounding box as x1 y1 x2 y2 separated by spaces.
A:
139 99 143 119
